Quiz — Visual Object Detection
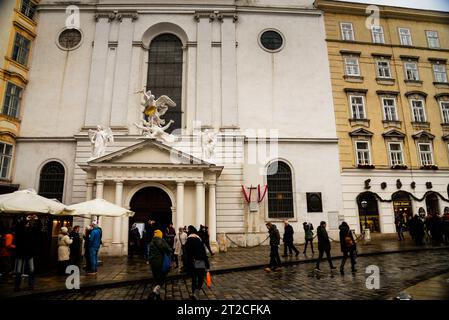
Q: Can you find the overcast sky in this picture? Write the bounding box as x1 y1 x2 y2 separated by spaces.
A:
338 0 449 12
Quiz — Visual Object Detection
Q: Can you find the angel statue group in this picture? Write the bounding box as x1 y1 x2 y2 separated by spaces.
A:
134 88 177 142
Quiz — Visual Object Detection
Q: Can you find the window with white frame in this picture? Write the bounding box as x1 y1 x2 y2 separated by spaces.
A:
350 95 365 119
388 142 404 166
0 142 13 179
376 60 391 78
411 99 426 122
418 143 433 166
382 97 398 121
355 141 371 165
404 62 419 81
371 25 385 44
399 28 412 46
340 23 354 41
440 101 449 124
426 31 440 48
344 56 360 76
2 82 22 118
433 64 448 83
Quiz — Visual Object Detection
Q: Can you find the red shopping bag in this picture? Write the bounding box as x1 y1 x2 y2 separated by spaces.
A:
206 271 212 288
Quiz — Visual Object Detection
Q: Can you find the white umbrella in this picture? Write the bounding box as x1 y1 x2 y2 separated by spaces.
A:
0 189 70 214
62 198 134 218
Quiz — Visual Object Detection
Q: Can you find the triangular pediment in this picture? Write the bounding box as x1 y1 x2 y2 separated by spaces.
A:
412 130 435 140
88 139 210 167
382 129 406 139
349 128 373 137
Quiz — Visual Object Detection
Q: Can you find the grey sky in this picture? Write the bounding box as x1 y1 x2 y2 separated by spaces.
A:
338 0 449 12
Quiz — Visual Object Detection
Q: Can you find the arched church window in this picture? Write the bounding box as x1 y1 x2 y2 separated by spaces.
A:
38 161 65 202
267 161 294 219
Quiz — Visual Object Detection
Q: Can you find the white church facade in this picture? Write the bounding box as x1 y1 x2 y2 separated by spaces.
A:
13 0 344 255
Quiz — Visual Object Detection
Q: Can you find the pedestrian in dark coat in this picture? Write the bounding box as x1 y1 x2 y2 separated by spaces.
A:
199 225 214 256
315 221 336 271
148 229 172 299
185 225 210 300
443 207 449 245
303 222 314 255
282 220 299 257
144 220 156 264
395 215 405 241
264 222 282 272
412 215 425 245
83 226 92 272
338 222 356 275
69 226 81 265
129 223 141 258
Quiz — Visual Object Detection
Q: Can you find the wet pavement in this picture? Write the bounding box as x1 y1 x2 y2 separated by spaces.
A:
1 237 448 299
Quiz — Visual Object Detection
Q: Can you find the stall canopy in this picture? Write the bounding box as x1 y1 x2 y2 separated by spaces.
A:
0 189 70 214
61 198 135 218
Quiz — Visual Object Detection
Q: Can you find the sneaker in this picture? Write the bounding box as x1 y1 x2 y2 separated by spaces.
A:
314 267 321 272
264 267 272 273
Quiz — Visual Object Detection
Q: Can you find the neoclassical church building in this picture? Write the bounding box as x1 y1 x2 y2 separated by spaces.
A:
12 0 343 255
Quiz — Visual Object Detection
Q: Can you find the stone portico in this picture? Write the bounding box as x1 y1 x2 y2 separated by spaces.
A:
79 138 223 255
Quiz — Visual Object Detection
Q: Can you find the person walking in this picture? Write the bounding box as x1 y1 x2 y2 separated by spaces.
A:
412 214 425 246
315 221 336 272
144 220 156 265
87 222 102 275
395 214 405 241
83 225 92 272
303 222 314 255
264 222 282 272
129 223 141 258
185 225 210 300
442 207 449 245
199 225 214 256
174 227 187 270
282 220 299 257
338 222 356 275
57 227 73 275
148 229 172 300
13 215 41 291
69 226 81 265
0 227 15 278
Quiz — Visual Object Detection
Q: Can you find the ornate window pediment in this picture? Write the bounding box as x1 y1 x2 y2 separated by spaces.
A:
412 130 435 141
349 128 374 137
382 129 406 139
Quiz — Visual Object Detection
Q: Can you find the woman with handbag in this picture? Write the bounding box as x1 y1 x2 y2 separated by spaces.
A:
185 225 210 300
338 222 357 275
148 229 172 300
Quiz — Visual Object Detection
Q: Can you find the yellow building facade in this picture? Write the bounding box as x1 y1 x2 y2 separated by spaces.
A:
316 0 449 234
0 0 39 193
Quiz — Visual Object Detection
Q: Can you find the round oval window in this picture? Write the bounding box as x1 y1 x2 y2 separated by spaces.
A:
58 29 82 50
260 30 283 51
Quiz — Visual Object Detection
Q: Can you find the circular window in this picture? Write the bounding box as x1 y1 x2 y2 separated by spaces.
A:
57 29 82 50
259 30 284 52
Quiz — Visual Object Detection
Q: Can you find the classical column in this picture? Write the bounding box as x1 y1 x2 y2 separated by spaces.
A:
84 13 113 127
195 181 205 226
176 181 185 229
95 180 104 199
113 180 123 244
86 181 94 201
220 16 238 129
110 13 138 127
208 183 217 252
196 15 213 127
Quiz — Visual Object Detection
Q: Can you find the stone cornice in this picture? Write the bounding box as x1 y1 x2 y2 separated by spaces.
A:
326 39 449 53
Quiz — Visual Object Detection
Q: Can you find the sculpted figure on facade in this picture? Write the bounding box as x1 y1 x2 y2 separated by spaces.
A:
88 125 114 159
201 129 217 159
134 88 177 142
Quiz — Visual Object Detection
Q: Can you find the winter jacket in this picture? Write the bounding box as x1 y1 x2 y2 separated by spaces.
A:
174 232 187 255
89 226 102 249
149 237 172 269
14 220 41 258
58 234 73 261
164 227 176 247
283 224 294 243
317 225 331 251
129 228 141 245
269 225 281 246
185 234 210 273
0 233 15 257
304 224 314 240
69 231 81 258
339 224 355 252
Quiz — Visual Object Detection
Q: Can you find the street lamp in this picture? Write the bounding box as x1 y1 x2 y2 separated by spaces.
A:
361 200 368 229
361 200 371 243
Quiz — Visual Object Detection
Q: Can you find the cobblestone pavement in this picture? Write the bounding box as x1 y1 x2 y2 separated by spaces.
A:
400 271 449 300
33 249 449 300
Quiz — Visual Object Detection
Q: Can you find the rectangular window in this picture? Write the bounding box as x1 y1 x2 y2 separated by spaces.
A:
404 62 419 81
20 0 36 20
350 95 365 119
355 141 371 165
388 142 404 166
418 143 433 166
371 25 385 44
0 142 13 179
399 28 412 46
426 30 440 48
2 82 22 118
376 60 391 78
433 64 448 83
411 99 426 122
12 33 31 66
382 97 398 121
344 56 360 76
440 101 449 124
340 23 354 41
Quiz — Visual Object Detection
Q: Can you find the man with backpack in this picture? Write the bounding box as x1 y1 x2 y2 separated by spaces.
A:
338 221 357 275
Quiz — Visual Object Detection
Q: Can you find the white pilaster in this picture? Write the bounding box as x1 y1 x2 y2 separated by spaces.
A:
196 181 205 227
196 17 212 127
208 183 217 252
110 180 124 255
95 180 104 199
176 181 185 229
86 181 94 201
110 13 137 127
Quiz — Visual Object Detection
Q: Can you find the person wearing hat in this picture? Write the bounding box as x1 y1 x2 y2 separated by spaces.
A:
57 226 73 275
148 229 172 299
